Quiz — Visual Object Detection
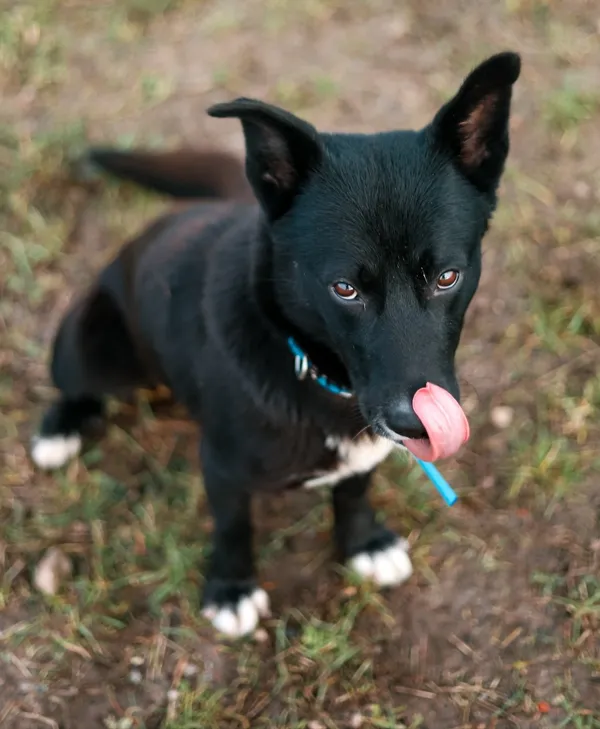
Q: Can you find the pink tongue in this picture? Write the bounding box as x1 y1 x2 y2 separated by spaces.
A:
403 383 470 462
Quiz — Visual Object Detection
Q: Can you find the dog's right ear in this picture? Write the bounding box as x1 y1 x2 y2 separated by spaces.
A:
430 52 521 195
208 98 322 219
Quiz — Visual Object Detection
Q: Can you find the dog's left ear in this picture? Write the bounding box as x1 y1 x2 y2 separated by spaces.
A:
431 52 521 194
208 98 323 219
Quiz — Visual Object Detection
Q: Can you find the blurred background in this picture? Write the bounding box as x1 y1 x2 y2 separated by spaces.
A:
0 1 598 727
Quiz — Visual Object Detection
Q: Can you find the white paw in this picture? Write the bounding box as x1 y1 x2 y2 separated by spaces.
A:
202 588 271 638
349 539 413 587
31 435 82 470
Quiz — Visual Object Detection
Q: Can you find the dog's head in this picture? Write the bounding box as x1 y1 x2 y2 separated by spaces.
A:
209 52 520 456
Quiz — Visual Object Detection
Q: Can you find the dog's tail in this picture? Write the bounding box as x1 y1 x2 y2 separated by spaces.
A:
82 147 254 202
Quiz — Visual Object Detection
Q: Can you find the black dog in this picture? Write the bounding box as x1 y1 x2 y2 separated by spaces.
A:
32 52 520 637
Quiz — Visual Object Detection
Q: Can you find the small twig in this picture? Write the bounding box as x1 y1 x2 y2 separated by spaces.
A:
448 633 475 657
17 713 59 729
394 685 436 699
499 626 523 649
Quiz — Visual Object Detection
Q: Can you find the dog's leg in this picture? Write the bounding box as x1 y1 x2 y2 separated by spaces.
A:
333 473 413 587
31 396 104 469
32 294 107 470
200 441 270 638
32 281 147 470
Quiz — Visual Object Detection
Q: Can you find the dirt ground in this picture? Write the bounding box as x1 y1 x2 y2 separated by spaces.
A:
1 1 599 727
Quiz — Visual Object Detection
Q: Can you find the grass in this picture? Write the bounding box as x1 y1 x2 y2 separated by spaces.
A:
273 74 341 113
0 1 64 92
274 592 386 705
552 676 600 729
544 86 600 133
1 1 600 727
162 685 228 729
0 122 88 306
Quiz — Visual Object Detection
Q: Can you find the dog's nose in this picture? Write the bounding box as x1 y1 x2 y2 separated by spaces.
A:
382 398 428 440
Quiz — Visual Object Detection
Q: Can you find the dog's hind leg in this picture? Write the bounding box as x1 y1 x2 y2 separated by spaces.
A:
31 281 150 470
32 396 104 470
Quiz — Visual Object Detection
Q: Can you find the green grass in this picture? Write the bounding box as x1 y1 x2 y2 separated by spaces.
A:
0 122 88 305
544 86 600 133
162 684 228 729
530 295 600 355
140 73 174 105
1 1 600 728
552 676 600 729
124 0 184 20
276 615 372 704
273 74 341 113
0 1 64 91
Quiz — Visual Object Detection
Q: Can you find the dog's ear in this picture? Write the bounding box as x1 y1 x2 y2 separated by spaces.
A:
207 98 322 219
430 52 521 194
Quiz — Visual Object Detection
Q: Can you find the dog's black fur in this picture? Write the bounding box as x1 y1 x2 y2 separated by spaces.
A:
34 53 520 634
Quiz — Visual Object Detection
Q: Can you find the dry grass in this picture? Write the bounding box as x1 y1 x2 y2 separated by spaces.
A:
1 1 599 727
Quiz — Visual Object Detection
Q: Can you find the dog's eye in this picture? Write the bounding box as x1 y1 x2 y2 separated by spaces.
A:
436 270 460 291
332 281 358 301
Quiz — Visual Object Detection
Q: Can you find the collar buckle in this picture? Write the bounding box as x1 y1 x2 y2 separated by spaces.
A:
294 352 309 380
288 336 353 398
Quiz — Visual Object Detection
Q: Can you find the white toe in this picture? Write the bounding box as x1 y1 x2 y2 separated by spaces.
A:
250 588 271 617
349 540 413 587
349 552 375 580
210 607 239 636
237 596 261 635
373 550 400 585
31 435 81 470
203 589 271 638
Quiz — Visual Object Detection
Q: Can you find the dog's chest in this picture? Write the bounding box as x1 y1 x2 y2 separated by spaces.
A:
302 435 394 489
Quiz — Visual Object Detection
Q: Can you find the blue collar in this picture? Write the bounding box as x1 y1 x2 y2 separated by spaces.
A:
287 339 458 507
287 337 353 398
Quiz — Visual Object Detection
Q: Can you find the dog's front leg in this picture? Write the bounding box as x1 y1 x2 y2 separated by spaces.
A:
200 442 270 638
333 472 413 587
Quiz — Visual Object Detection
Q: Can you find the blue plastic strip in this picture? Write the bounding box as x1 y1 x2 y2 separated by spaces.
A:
413 458 458 506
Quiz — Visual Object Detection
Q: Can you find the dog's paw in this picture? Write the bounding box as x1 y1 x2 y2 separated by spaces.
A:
30 434 82 470
202 582 271 638
348 538 413 587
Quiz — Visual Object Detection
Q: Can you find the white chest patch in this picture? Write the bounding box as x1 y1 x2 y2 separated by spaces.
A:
303 435 395 489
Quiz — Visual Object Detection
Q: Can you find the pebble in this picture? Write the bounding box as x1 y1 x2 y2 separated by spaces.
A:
254 627 269 643
349 713 364 728
573 181 590 199
490 406 514 429
33 547 72 596
183 661 199 677
480 475 496 490
128 669 143 685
